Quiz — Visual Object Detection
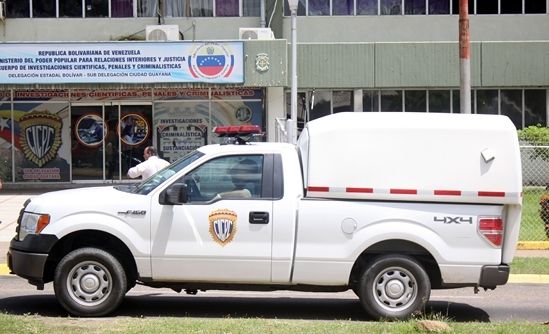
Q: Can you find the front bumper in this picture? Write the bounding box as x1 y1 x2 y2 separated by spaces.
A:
7 234 58 285
479 264 510 288
7 249 49 282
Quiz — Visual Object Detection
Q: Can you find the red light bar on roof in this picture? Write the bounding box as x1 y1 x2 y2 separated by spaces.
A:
213 125 262 136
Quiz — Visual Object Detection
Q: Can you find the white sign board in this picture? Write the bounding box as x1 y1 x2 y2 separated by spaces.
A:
0 41 244 84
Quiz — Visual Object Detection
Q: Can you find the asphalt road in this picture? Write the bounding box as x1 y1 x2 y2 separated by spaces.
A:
0 276 548 322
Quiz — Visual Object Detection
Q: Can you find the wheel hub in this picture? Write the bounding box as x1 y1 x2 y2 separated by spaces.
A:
385 279 405 298
81 273 100 293
373 267 418 311
66 261 112 306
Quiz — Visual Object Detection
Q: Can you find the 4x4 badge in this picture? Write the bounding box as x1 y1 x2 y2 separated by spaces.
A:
434 216 473 224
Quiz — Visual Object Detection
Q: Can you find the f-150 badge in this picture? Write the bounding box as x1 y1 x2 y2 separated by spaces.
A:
117 210 146 216
209 209 237 246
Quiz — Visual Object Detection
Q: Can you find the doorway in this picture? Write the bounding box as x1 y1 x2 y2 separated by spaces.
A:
71 103 152 181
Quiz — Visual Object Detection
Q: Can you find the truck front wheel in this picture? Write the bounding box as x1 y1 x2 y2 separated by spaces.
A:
358 254 430 320
54 247 127 317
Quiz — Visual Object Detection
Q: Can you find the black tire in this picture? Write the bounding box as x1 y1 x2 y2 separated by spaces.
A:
54 247 127 317
358 254 430 320
351 286 360 298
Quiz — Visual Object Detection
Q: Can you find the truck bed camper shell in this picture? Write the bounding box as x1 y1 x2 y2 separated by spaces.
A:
298 112 522 205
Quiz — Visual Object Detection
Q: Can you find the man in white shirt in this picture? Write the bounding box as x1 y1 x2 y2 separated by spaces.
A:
127 146 170 180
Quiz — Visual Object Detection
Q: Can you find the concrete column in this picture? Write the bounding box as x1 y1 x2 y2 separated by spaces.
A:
353 89 363 112
266 87 285 142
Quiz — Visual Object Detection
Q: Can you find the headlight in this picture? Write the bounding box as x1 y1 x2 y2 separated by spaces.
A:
19 212 50 241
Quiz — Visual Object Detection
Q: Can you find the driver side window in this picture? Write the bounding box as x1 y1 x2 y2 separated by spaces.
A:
181 155 264 202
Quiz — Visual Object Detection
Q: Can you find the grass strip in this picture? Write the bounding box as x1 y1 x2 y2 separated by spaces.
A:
1 313 549 334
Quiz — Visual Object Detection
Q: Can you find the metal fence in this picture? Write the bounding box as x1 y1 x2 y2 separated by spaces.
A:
520 145 549 241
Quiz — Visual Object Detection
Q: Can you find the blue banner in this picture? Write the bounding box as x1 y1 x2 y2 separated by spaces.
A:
0 41 244 84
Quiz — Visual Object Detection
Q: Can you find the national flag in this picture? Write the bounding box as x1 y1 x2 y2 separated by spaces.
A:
196 55 226 76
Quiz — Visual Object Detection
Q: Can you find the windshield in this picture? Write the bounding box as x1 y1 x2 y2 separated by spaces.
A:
129 150 204 195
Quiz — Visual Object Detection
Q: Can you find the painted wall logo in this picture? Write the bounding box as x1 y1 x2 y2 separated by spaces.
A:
235 106 253 123
255 53 270 73
119 113 149 146
19 111 63 167
208 209 238 246
188 43 234 79
74 114 107 147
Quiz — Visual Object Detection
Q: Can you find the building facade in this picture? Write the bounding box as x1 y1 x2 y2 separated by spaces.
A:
0 0 548 184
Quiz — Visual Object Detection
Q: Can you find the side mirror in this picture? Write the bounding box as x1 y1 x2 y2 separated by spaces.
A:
161 183 188 205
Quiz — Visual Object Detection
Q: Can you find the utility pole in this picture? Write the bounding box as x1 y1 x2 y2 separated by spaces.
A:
288 0 299 144
459 0 471 114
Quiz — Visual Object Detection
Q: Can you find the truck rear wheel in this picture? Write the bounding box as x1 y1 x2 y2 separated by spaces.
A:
358 254 430 320
54 247 127 317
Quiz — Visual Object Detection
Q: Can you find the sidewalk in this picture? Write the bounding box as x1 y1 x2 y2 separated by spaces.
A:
1 190 549 282
0 191 38 243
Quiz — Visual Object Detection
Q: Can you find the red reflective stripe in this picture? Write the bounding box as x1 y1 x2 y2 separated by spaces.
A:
390 189 417 195
307 188 511 198
308 186 329 192
434 190 462 196
478 191 505 197
346 187 374 193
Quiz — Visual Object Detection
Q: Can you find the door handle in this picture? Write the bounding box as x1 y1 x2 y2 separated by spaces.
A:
249 211 270 224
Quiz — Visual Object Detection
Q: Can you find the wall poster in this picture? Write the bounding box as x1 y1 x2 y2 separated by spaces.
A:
154 89 264 162
6 90 71 182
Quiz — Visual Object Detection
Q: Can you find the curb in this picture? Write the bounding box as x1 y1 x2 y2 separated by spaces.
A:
516 241 549 250
0 264 9 276
1 264 548 284
508 274 549 284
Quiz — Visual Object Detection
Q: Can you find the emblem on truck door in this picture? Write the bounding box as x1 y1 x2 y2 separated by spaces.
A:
208 209 238 246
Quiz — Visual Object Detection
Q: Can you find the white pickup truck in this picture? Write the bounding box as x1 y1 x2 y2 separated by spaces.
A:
7 112 522 319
